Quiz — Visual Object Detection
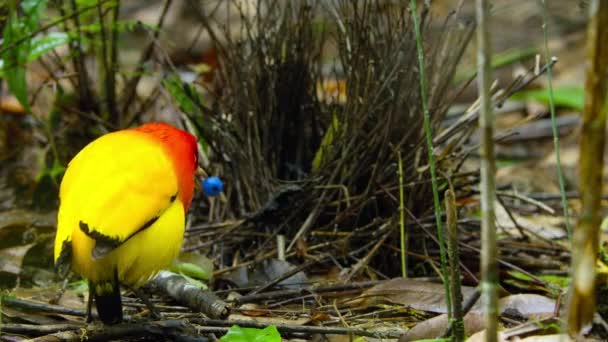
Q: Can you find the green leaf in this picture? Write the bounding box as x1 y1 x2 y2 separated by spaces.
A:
220 325 281 342
78 20 152 35
0 33 71 78
29 33 70 61
511 86 584 111
22 0 48 30
1 0 49 112
312 112 340 171
2 7 30 112
68 279 89 295
0 32 72 76
75 0 100 6
162 74 204 115
162 74 210 153
170 252 214 281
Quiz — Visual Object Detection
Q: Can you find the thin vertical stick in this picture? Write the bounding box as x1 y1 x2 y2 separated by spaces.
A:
476 0 498 340
107 0 120 126
567 0 608 335
409 0 452 316
398 151 407 278
539 0 572 243
445 188 464 342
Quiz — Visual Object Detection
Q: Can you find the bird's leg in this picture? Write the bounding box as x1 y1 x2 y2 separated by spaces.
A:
86 281 94 323
131 287 160 319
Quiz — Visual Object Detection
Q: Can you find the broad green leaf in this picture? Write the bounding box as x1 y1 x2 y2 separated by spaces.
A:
0 32 72 77
29 33 70 60
21 0 46 16
22 0 48 31
511 86 584 111
220 325 281 342
2 6 30 112
170 252 214 281
1 0 49 112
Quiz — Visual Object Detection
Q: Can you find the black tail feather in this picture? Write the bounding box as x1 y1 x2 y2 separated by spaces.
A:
93 278 123 324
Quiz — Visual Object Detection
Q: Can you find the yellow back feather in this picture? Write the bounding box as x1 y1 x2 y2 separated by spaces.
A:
54 129 186 286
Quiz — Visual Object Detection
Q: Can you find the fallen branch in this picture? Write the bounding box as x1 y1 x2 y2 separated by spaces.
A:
233 280 381 304
1 296 86 317
147 271 229 319
191 318 403 339
24 320 207 342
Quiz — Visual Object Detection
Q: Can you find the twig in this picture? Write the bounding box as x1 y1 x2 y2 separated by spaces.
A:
495 190 555 215
476 0 498 340
0 0 113 57
496 195 528 239
248 254 330 295
107 0 120 126
191 318 403 339
27 320 206 342
445 188 464 341
147 271 229 319
2 323 84 335
398 150 407 278
539 0 572 242
69 0 97 112
409 0 452 319
567 0 608 335
1 296 86 317
121 0 173 118
233 280 381 305
345 228 391 282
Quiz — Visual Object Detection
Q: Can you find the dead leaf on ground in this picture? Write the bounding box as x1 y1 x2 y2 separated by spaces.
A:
495 201 566 240
399 293 556 341
399 311 485 342
497 294 556 320
360 278 476 313
221 258 308 288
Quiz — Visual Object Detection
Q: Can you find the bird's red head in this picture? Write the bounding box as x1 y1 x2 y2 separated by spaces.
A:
133 122 198 210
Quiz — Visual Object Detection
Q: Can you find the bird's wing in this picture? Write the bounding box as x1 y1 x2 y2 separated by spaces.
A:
56 130 180 260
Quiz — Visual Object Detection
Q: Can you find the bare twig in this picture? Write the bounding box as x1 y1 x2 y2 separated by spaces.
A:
121 0 173 117
409 0 452 318
147 271 229 319
476 0 498 340
445 188 464 341
192 318 403 339
1 296 86 317
567 0 608 335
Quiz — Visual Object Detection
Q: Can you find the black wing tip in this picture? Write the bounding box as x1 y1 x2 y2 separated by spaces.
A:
79 220 121 259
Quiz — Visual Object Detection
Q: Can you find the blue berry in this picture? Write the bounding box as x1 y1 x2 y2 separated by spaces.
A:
202 177 223 197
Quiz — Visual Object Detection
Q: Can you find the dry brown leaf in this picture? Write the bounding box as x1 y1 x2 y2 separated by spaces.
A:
0 243 35 275
495 201 566 239
399 312 485 342
399 293 555 341
498 294 556 320
361 278 476 313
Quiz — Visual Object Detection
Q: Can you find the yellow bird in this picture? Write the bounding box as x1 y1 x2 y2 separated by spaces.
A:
54 122 199 324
